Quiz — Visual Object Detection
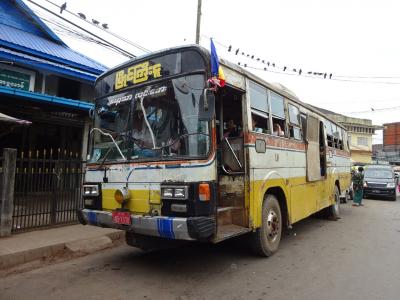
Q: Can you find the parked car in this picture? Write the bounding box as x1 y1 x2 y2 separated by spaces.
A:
363 165 398 201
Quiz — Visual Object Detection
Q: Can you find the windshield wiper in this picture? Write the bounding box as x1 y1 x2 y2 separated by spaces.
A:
90 128 126 161
157 132 210 150
97 146 115 170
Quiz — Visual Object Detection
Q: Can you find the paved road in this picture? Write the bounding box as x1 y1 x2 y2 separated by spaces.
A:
1 198 400 300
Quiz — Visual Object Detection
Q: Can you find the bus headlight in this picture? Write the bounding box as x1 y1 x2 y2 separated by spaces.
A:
161 188 174 198
161 186 188 200
174 188 187 198
83 185 99 196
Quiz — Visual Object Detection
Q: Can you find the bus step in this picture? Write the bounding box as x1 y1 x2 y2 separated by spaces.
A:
217 206 242 226
212 224 251 244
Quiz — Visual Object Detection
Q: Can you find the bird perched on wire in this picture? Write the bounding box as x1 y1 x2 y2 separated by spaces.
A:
92 19 100 25
102 23 109 29
77 13 86 19
60 2 67 14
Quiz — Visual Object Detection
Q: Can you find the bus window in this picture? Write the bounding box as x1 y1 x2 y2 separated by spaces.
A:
337 128 344 150
249 81 269 133
270 91 286 137
331 123 339 148
300 113 307 140
324 120 334 147
288 103 302 140
343 130 349 151
251 111 269 133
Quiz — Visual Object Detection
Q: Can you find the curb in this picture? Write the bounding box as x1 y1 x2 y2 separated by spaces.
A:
0 231 125 273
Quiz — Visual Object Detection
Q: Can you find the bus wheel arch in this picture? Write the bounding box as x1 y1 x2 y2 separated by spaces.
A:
323 183 340 220
250 187 288 257
335 179 341 195
264 187 289 230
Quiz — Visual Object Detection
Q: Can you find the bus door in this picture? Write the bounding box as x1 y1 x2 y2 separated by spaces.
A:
305 114 329 209
214 85 249 240
306 114 321 181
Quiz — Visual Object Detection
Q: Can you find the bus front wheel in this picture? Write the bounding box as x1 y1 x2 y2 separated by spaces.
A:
251 194 282 257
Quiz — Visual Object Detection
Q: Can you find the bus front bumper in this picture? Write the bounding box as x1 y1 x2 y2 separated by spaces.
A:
78 209 215 241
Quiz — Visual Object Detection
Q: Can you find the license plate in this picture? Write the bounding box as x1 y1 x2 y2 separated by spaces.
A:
373 190 380 193
112 211 131 225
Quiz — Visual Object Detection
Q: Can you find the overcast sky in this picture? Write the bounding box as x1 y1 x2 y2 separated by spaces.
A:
25 0 400 143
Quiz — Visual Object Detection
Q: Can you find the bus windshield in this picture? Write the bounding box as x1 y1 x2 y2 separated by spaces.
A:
88 74 210 163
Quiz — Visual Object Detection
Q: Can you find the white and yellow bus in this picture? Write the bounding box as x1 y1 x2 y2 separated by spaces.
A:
79 45 351 256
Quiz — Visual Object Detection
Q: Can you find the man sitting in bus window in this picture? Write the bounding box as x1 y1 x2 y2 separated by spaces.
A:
251 113 268 133
252 115 263 133
273 123 285 136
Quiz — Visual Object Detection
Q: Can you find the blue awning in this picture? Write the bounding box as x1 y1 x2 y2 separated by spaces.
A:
0 85 94 112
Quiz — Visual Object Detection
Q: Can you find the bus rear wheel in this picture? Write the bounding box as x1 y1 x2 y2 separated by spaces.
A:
251 194 282 257
324 185 340 220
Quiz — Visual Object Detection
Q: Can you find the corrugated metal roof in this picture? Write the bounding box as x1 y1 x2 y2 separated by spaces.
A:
0 0 47 39
14 0 66 45
0 24 107 75
0 46 99 82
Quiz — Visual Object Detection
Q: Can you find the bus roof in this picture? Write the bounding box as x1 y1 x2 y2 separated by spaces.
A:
97 44 346 131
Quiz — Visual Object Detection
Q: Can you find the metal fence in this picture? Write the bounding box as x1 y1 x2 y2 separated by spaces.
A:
12 149 83 232
0 155 3 203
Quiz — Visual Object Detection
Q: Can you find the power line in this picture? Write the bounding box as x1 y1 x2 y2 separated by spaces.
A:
312 98 400 105
334 74 400 79
26 0 136 58
346 105 400 114
204 35 400 84
34 10 127 57
42 0 151 54
243 64 400 85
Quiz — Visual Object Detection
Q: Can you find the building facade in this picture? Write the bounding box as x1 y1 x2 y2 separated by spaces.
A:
313 107 382 165
373 122 400 165
0 0 107 158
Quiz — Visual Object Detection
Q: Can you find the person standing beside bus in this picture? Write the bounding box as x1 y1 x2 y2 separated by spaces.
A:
352 166 364 206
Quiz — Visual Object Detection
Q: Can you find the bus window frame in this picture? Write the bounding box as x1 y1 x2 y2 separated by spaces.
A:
287 101 302 140
249 80 270 134
91 70 217 164
268 90 287 138
300 112 307 142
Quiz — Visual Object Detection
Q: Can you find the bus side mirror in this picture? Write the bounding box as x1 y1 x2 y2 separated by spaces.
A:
199 89 215 120
89 108 95 119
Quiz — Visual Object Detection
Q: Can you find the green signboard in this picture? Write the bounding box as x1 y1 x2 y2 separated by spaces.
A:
0 68 31 91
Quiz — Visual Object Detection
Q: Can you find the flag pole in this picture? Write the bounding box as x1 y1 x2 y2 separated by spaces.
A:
195 0 202 44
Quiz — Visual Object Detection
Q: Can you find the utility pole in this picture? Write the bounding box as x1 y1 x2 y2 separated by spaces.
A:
195 0 202 44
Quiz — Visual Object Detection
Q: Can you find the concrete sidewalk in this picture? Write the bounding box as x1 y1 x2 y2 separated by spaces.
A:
0 224 124 273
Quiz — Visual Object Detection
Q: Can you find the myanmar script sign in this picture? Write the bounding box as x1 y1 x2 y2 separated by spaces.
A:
0 68 31 91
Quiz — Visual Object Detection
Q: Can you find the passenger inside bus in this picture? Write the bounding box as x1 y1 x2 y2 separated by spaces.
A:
215 86 244 173
131 109 153 149
223 119 241 138
251 113 268 133
273 123 285 136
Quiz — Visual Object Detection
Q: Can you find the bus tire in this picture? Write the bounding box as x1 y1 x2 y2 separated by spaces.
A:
251 194 282 257
325 186 340 220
